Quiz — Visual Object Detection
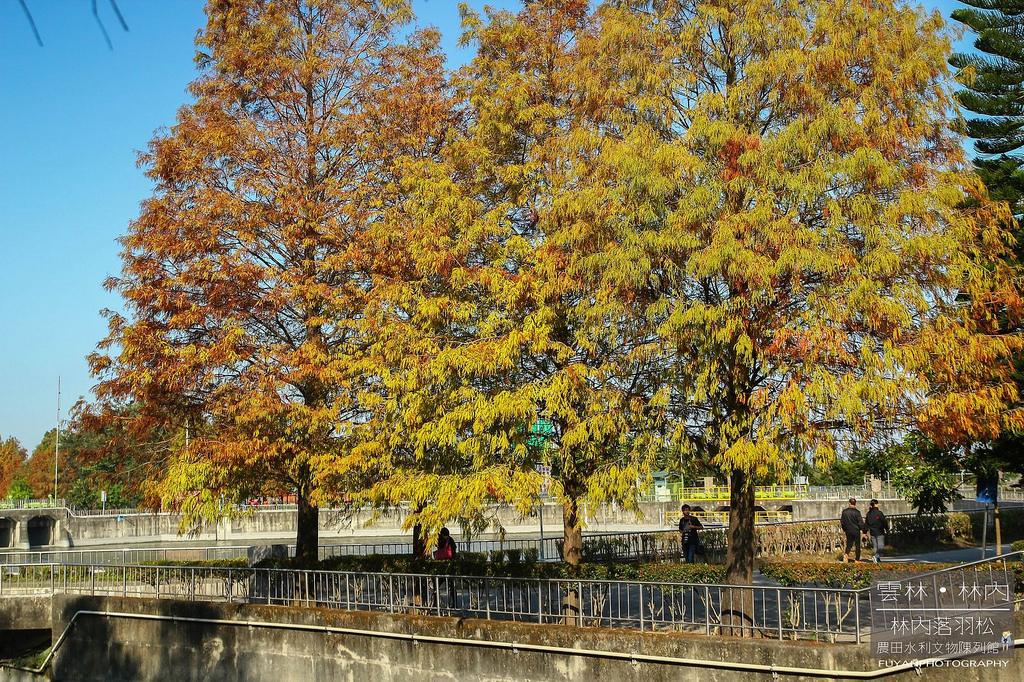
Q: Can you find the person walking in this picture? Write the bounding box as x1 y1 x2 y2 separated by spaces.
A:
840 498 866 563
678 504 704 564
864 499 888 563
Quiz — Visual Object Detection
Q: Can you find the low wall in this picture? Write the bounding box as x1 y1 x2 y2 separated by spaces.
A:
45 595 1023 682
0 596 50 631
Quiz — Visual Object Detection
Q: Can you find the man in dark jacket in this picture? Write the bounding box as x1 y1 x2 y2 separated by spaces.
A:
679 504 704 563
864 499 888 563
840 498 866 562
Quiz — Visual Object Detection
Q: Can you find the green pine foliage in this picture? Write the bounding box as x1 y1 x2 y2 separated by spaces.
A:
950 1 1024 156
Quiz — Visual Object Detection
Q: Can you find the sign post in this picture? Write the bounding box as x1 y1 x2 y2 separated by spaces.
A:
977 475 998 560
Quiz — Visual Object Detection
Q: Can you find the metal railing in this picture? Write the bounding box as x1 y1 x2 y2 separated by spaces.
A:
665 510 792 526
0 538 565 566
65 507 166 518
668 484 809 501
316 536 563 562
0 498 67 511
0 562 863 642
0 546 253 566
3 554 1018 643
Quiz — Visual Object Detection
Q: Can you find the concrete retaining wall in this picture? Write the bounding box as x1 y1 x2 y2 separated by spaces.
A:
0 596 50 631
43 596 1023 682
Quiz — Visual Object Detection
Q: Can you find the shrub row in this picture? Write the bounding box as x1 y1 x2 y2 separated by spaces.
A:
144 558 249 569
760 561 1024 593
888 513 973 546
572 513 973 563
251 553 726 583
972 508 1024 544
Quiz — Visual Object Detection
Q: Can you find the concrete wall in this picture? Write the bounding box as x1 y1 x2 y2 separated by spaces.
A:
0 514 70 550
44 595 1023 682
0 596 50 631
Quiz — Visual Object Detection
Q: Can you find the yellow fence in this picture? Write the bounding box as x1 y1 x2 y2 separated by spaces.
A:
665 510 792 526
665 484 807 501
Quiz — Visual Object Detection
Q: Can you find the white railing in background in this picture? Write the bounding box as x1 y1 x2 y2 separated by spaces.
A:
0 499 67 511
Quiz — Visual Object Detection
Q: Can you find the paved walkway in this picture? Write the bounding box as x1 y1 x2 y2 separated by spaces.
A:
882 543 1019 565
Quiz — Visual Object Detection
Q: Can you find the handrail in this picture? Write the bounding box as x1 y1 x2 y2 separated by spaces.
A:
0 560 866 642
4 555 1020 644
851 549 1024 593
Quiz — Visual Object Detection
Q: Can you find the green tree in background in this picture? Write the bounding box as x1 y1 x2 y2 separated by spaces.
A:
64 401 176 509
5 479 33 501
876 433 964 514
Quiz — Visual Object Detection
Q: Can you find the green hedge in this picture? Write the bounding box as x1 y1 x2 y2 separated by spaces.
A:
143 558 249 569
760 561 1024 593
257 553 726 583
972 508 1024 544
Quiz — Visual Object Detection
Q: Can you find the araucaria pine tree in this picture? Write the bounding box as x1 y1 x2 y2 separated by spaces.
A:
951 0 1024 219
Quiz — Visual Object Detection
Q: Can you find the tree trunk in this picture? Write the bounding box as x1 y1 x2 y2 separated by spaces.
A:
560 489 583 624
562 494 582 565
294 481 319 567
413 522 427 558
722 467 755 636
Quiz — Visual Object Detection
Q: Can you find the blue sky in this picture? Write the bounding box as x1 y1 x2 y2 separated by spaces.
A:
0 0 967 452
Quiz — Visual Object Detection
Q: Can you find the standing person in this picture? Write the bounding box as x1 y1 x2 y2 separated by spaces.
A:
432 527 459 611
433 527 457 559
840 498 866 563
678 504 704 564
865 499 888 563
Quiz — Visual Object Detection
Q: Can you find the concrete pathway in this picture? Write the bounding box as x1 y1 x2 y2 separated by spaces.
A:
882 543 1019 565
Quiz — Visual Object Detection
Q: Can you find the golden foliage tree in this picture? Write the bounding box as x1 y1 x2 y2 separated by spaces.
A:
365 0 667 563
90 0 452 563
0 435 28 497
92 0 1023 581
22 430 57 500
591 0 1024 595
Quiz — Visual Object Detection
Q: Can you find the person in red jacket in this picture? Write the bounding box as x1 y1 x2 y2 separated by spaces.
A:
433 527 457 559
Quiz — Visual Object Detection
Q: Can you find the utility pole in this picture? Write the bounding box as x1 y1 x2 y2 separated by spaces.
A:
54 376 61 503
